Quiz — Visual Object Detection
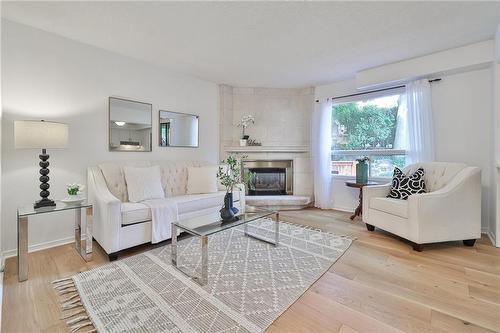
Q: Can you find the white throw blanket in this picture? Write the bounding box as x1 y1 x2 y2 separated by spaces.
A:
142 198 179 243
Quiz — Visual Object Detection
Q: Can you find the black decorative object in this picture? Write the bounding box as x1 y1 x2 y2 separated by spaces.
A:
34 148 56 208
387 167 426 200
220 192 238 222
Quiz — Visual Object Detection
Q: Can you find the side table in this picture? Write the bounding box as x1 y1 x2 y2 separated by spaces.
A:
17 201 93 282
345 181 379 220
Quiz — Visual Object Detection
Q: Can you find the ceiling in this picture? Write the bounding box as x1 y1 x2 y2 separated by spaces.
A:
3 1 500 88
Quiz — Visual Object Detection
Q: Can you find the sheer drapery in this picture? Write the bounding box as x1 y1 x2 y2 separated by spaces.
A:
311 99 334 209
404 79 435 164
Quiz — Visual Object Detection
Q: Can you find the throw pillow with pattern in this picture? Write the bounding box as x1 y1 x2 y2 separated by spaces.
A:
387 167 426 200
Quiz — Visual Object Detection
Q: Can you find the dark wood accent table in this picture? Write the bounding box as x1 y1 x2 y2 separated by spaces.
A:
345 181 379 221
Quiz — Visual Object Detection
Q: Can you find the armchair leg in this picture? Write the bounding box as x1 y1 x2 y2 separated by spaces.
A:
365 224 375 232
463 239 476 247
412 243 424 252
108 252 119 261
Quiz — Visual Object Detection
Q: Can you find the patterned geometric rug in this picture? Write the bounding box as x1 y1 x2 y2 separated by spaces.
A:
54 218 353 333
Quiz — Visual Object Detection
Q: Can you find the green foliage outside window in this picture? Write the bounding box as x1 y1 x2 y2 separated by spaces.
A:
333 102 398 150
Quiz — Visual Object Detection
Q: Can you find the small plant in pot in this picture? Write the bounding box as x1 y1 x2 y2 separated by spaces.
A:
217 155 253 222
66 183 85 202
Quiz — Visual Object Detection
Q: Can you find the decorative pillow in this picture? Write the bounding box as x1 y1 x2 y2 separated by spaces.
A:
387 167 426 200
187 166 219 194
123 165 165 203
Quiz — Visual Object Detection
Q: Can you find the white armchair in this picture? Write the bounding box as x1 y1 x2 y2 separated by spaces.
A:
362 162 481 251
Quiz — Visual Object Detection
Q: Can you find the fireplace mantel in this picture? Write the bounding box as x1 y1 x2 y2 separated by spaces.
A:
224 146 309 153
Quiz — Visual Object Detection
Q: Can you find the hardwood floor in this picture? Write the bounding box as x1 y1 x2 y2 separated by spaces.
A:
2 208 500 332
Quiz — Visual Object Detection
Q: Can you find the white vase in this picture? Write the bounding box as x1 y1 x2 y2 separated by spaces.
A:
239 139 247 146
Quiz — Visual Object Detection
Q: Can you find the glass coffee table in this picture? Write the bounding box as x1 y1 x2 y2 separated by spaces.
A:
171 205 279 285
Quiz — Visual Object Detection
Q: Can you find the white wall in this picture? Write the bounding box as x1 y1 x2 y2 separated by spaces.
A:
1 20 219 255
315 68 494 231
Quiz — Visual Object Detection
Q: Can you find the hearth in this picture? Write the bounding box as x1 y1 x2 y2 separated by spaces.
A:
242 160 293 196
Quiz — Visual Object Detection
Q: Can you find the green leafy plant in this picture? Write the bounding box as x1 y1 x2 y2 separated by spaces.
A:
217 154 254 193
356 156 370 163
67 183 84 196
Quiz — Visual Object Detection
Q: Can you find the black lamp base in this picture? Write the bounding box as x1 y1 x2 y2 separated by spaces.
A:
34 198 56 209
34 148 56 209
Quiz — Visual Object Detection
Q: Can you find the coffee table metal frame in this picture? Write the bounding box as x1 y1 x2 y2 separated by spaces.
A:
171 206 279 285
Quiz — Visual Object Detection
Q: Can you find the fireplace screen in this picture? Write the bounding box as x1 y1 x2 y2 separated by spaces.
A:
248 168 286 195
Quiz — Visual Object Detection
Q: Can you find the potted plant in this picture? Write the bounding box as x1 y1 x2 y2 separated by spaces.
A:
217 155 253 221
66 183 85 202
237 115 255 146
355 156 370 184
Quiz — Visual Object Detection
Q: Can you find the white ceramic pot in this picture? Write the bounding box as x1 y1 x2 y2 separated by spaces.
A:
239 139 247 146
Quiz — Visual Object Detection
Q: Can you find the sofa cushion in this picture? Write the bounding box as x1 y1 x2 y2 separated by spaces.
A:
187 166 218 194
370 197 408 219
153 161 208 197
123 165 165 202
99 161 151 202
120 191 241 225
387 167 426 200
121 202 152 225
174 191 240 214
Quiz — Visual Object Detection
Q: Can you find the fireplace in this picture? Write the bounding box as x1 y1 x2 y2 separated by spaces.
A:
242 160 293 196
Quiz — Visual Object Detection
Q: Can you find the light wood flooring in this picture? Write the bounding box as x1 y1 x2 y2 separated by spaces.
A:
2 208 500 333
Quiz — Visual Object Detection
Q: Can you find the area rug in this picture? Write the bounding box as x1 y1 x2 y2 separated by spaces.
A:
54 218 353 333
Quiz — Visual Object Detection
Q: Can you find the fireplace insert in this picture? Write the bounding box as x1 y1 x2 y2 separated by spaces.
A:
242 160 293 196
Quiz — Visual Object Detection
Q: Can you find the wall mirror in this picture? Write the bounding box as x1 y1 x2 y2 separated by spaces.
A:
109 97 152 152
159 110 199 147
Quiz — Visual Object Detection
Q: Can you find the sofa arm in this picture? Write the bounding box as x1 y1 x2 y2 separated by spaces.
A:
87 166 122 254
362 183 391 223
407 167 481 243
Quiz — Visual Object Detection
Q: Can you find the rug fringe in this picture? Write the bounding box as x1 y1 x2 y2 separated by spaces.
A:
59 288 77 295
67 315 89 325
54 277 97 333
70 321 93 333
52 277 73 284
61 308 86 320
61 293 80 303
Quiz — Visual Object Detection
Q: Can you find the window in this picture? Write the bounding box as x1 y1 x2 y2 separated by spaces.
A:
331 87 407 178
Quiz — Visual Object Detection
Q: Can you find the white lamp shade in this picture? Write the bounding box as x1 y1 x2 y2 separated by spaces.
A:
14 120 69 149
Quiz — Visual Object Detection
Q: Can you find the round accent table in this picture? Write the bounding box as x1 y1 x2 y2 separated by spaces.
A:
345 181 379 221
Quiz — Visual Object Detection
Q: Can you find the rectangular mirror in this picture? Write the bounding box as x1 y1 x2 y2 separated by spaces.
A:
109 97 152 152
159 110 199 147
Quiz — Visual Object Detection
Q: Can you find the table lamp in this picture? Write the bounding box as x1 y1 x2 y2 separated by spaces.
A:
14 120 69 208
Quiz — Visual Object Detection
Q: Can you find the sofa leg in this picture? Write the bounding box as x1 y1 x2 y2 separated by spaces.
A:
412 243 424 252
108 252 119 261
365 224 375 232
463 239 476 247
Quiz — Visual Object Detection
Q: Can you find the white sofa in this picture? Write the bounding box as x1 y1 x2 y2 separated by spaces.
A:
87 160 245 260
362 162 481 251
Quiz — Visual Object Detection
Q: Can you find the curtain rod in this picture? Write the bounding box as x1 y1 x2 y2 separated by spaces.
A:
316 78 441 102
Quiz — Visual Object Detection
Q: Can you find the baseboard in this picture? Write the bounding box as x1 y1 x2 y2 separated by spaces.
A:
482 228 496 247
332 205 356 213
1 236 76 268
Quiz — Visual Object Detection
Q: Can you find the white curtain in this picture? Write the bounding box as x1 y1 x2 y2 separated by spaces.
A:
311 99 334 209
405 79 435 164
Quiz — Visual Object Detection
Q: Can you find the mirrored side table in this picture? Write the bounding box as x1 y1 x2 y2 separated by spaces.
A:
17 201 93 282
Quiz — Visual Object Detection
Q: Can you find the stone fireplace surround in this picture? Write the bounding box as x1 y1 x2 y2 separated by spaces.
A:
219 85 314 209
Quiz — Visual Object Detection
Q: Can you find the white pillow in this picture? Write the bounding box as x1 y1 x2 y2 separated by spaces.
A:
123 165 165 202
187 166 218 194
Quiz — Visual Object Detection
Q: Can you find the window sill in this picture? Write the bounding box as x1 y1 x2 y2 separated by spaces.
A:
331 174 391 183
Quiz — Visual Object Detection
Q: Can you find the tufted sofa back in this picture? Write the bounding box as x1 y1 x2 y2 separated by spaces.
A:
98 160 210 202
403 162 467 192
